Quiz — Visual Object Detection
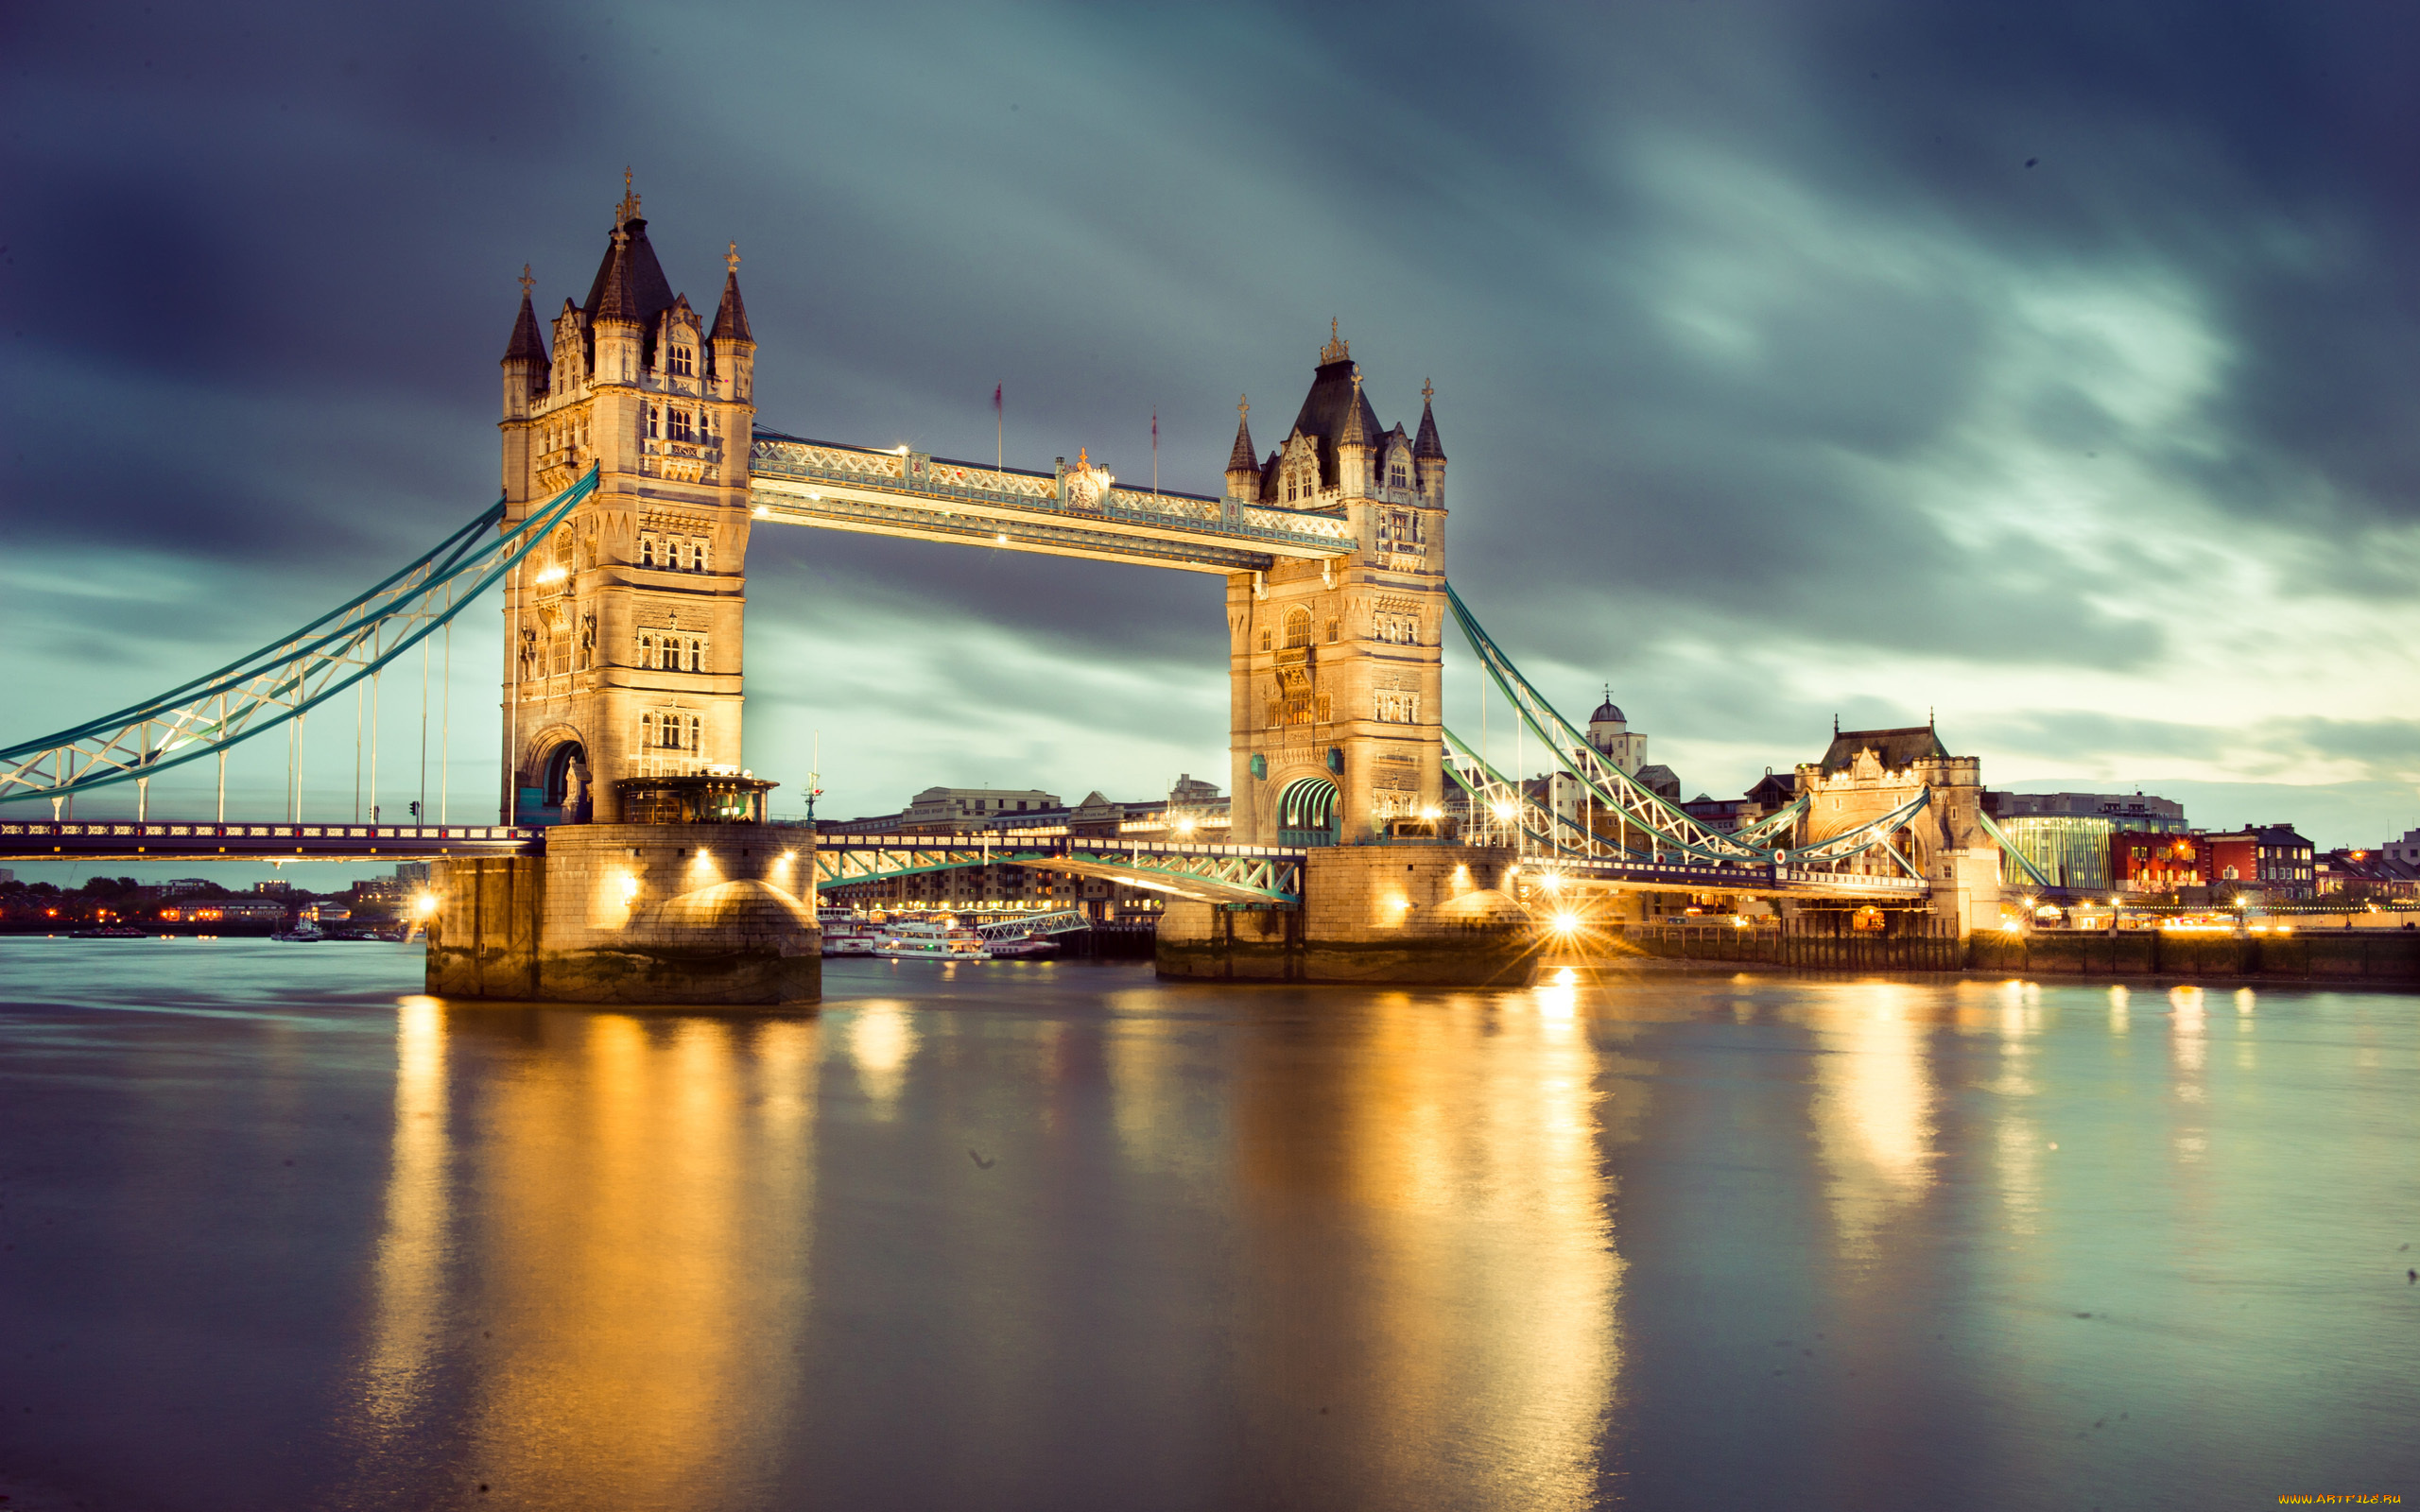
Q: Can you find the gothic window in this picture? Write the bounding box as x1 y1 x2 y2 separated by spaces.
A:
640 712 659 747
1283 608 1312 649
646 404 660 439
669 408 694 442
1389 461 1408 489
639 534 657 568
1258 629 1271 651
638 632 656 669
684 714 702 752
692 538 711 574
1324 618 1340 644
672 539 690 572
1374 691 1420 724
670 345 694 378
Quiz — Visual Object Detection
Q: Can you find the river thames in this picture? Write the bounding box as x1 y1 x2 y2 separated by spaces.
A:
0 937 2411 1510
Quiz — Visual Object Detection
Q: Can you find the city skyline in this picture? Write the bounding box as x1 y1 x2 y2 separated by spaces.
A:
6 1 2417 857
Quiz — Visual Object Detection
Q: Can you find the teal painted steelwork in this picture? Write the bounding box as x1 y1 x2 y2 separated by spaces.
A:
1976 808 2057 890
815 833 1305 903
0 468 597 800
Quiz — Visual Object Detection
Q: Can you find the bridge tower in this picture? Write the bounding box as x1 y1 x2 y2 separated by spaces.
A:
1223 329 1448 846
497 178 757 823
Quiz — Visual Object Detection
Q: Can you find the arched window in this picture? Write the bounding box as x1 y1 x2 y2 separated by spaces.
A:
1258 629 1271 651
685 714 702 752
1284 608 1312 649
1323 618 1340 644
640 712 659 748
637 632 655 668
639 534 656 568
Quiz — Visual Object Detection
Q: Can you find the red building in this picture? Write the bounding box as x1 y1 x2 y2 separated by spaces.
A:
2198 825 2315 900
2113 832 2204 894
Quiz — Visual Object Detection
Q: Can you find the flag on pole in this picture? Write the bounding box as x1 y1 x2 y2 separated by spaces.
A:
1151 408 1159 495
994 384 1004 474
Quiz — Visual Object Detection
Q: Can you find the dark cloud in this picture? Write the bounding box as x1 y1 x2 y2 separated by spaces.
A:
4 0 2414 834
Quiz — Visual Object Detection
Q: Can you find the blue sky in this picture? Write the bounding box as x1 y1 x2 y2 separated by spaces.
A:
4 0 2416 884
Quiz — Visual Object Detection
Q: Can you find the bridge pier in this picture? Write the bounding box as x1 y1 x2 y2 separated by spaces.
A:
425 778 819 1005
1156 844 1530 986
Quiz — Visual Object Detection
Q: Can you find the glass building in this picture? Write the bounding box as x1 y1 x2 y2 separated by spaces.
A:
1992 793 2188 893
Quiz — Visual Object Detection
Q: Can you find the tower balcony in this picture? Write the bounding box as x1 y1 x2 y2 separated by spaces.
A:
643 436 720 484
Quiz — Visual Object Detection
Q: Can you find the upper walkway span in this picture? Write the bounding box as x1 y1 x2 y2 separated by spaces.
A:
748 433 1357 574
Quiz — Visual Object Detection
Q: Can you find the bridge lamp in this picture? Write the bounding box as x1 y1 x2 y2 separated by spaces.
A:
1549 911 1581 936
996 533 1009 544
1538 871 1562 893
533 563 568 585
619 873 641 903
414 892 439 918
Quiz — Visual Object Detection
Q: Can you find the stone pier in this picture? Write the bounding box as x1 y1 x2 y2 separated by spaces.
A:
424 778 820 1005
1155 844 1531 985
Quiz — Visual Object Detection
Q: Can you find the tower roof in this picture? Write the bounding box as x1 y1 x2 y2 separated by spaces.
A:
1226 396 1257 473
582 200 677 330
1815 725 1952 775
1286 335 1386 489
1413 379 1446 460
501 271 549 366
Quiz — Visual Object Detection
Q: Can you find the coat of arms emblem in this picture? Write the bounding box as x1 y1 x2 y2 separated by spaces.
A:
1063 447 1115 510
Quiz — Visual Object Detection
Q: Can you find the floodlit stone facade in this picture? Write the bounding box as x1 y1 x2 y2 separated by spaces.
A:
497 178 757 825
1222 332 1450 847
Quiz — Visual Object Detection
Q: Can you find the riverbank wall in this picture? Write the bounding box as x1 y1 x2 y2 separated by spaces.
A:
1618 922 2420 985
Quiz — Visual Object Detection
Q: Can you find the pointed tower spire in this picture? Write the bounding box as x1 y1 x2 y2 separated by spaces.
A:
1412 376 1445 460
502 265 549 365
594 223 640 327
1339 367 1372 447
1226 394 1256 472
710 240 752 343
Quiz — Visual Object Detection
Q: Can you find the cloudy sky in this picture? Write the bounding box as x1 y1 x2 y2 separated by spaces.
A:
5 0 2417 869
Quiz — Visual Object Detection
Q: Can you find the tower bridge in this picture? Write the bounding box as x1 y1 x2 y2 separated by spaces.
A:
0 180 2016 1000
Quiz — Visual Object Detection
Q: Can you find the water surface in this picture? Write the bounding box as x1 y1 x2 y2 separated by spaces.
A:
0 938 2412 1510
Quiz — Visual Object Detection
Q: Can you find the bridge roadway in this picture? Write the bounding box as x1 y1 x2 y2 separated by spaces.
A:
0 818 540 863
812 832 1307 905
1514 852 1931 902
1 818 1923 905
748 433 1357 574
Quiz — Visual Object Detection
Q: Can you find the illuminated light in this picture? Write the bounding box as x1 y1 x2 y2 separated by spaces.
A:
753 505 769 517
619 874 641 902
1552 966 1577 986
413 893 439 918
1550 912 1581 936
1538 871 1562 893
995 533 1009 544
1734 915 1751 928
1421 807 1443 821
533 563 568 584
2002 920 2023 935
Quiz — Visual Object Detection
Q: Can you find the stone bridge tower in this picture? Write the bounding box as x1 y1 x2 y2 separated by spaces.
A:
496 179 757 823
1224 329 1449 847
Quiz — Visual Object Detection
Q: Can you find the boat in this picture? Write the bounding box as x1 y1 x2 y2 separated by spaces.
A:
984 932 1060 959
818 906 879 957
873 917 987 961
269 922 323 942
68 925 147 939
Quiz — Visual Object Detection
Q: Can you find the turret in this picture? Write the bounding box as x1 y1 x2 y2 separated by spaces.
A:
1224 395 1258 503
709 242 755 404
1412 378 1446 504
1336 366 1375 497
500 265 549 421
591 223 642 387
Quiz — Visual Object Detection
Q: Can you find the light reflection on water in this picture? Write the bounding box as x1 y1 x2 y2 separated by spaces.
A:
0 939 2412 1510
